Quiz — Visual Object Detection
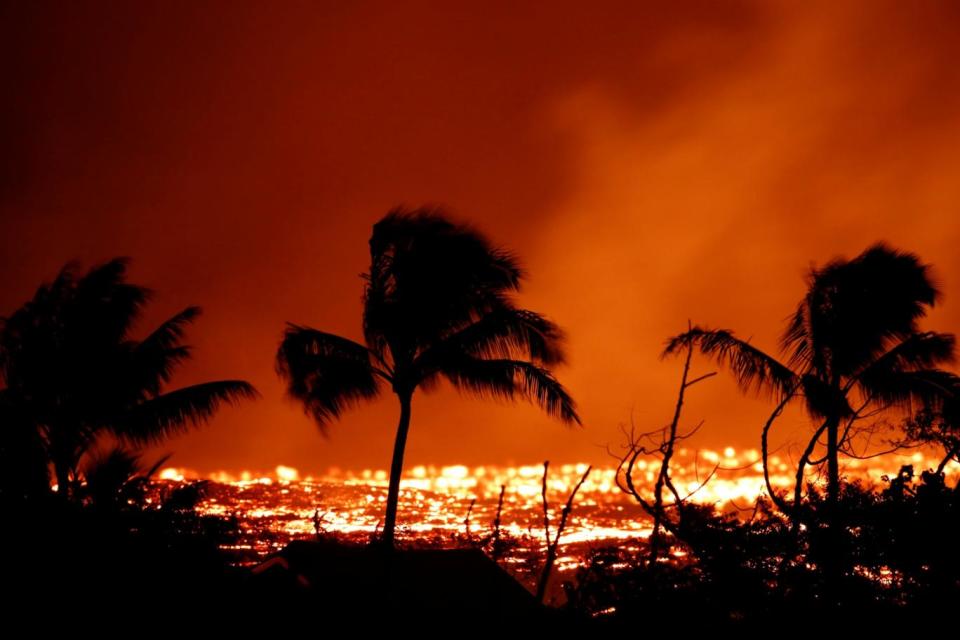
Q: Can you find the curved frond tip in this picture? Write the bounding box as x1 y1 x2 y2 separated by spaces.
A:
276 324 382 431
112 380 258 445
442 356 580 425
664 326 797 398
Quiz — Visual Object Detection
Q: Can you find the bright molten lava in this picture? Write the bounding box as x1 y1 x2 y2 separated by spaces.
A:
156 447 959 579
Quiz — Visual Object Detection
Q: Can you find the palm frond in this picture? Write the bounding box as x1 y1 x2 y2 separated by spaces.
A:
369 208 523 291
83 446 172 506
84 446 142 491
852 331 956 384
804 243 940 377
442 357 580 424
143 452 174 480
781 298 813 369
70 257 152 344
139 306 201 351
130 306 202 396
415 306 566 378
857 368 960 414
276 325 382 431
363 207 524 364
664 327 797 398
111 380 258 445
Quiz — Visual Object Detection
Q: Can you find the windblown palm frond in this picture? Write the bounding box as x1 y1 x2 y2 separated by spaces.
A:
664 327 797 398
276 325 382 430
667 244 955 512
110 380 257 445
441 356 580 424
129 306 201 396
781 297 814 370
83 446 142 498
802 244 940 378
413 306 566 378
363 207 524 361
66 257 152 347
368 208 523 294
857 368 960 414
137 306 201 352
0 258 150 398
83 446 173 507
1 259 257 499
851 332 956 383
280 208 577 546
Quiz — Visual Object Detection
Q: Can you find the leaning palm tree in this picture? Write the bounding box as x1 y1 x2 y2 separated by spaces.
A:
666 243 958 511
277 208 580 547
0 258 258 499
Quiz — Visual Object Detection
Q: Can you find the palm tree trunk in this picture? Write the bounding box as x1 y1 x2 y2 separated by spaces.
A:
824 414 843 606
826 416 840 504
382 391 412 548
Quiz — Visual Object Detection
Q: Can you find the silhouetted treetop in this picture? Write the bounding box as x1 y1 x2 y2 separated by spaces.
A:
665 243 958 509
277 206 578 546
0 257 257 498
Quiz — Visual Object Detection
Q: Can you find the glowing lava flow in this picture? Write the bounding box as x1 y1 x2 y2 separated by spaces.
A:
156 448 958 568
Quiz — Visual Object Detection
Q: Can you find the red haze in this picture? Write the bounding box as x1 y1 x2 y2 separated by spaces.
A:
2 1 959 473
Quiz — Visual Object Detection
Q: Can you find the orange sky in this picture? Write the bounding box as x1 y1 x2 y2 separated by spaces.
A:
2 1 959 473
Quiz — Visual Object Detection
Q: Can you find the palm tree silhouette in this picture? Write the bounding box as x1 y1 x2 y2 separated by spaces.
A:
666 243 957 509
277 208 580 547
0 258 257 498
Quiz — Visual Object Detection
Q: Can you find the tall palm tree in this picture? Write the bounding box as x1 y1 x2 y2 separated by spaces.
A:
277 208 580 547
665 243 958 509
0 258 258 499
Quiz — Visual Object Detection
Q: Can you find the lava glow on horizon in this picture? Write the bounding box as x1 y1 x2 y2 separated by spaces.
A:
155 447 959 572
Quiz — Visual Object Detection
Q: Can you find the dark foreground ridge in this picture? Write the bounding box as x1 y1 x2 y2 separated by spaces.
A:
249 540 549 626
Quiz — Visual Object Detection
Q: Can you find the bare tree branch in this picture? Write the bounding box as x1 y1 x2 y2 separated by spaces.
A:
535 461 592 603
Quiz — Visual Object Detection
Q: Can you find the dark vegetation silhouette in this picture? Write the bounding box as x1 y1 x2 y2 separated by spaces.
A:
662 244 960 606
567 464 960 629
276 208 580 548
536 460 592 603
565 244 960 628
1 235 959 628
614 335 720 572
665 244 957 517
0 258 257 504
906 388 960 472
0 259 256 613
